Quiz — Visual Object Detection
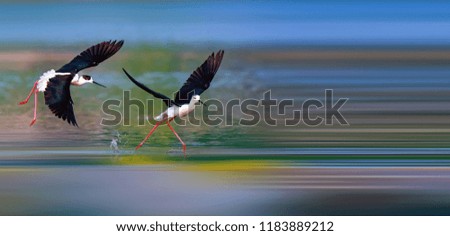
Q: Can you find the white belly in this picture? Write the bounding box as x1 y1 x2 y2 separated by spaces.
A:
154 104 193 122
36 69 71 92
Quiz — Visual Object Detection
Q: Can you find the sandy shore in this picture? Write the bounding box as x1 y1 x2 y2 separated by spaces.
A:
3 47 450 71
0 51 74 70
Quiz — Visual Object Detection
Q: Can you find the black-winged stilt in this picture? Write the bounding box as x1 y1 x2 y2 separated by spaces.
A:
122 50 224 153
19 40 124 127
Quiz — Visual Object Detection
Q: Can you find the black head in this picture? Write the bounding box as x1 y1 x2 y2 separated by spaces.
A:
82 75 92 81
81 75 106 88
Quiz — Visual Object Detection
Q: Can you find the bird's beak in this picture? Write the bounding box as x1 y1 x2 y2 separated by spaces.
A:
199 100 207 107
93 81 107 88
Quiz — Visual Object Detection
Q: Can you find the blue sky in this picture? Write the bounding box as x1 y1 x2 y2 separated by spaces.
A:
1 1 450 45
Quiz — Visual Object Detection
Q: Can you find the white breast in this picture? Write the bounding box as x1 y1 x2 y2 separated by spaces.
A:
36 69 71 92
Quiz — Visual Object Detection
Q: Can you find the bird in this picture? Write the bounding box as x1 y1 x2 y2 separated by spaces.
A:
19 40 124 127
122 50 224 154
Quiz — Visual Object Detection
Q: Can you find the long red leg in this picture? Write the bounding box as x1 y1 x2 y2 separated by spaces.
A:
135 122 161 150
29 90 38 126
19 81 38 105
166 120 186 155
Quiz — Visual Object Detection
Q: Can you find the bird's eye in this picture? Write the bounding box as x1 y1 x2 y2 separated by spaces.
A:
84 76 92 80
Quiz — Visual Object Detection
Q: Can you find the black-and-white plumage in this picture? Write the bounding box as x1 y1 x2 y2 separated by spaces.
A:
19 40 124 127
122 50 225 153
174 50 224 105
123 50 224 107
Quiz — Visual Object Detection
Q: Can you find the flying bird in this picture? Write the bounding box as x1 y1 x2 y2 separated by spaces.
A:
19 40 124 127
122 50 224 154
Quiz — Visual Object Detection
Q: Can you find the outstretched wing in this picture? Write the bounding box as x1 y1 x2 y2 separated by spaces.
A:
174 50 224 105
44 74 78 126
122 68 179 107
57 40 124 73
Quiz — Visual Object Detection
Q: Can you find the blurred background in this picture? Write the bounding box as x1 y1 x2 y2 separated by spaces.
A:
1 1 450 215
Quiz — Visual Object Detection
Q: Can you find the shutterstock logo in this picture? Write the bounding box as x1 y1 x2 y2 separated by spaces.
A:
100 89 349 127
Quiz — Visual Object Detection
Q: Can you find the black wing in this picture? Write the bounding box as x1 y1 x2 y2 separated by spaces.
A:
174 50 224 105
44 74 78 126
57 40 124 73
122 68 179 107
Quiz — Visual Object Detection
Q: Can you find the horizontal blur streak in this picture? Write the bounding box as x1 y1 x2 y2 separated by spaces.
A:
2 46 450 149
5 48 450 71
1 162 450 215
248 165 450 191
2 1 450 45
